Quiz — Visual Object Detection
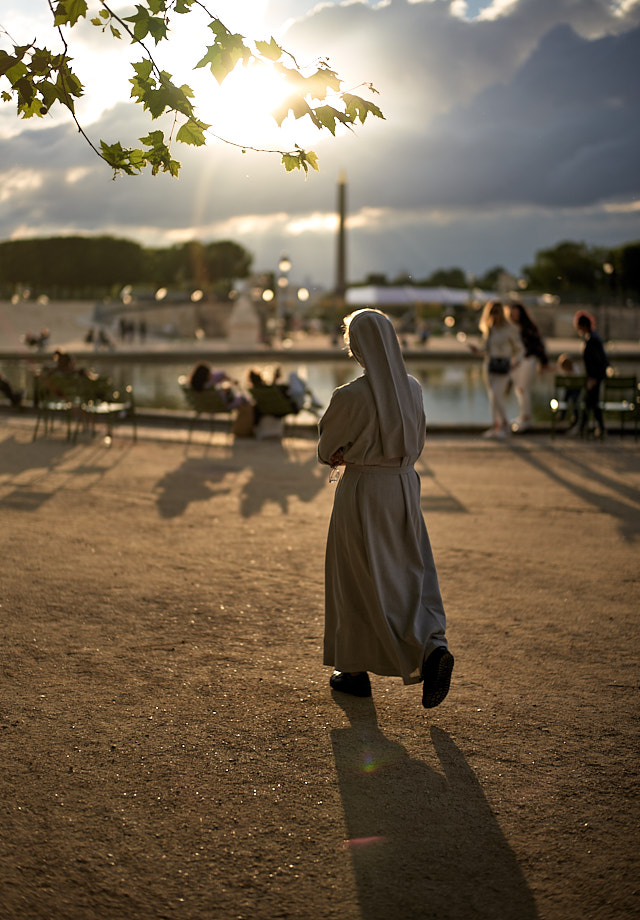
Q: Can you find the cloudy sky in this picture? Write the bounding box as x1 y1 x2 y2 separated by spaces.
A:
1 0 639 289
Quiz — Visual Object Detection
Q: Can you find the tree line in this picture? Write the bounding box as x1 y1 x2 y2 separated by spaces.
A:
2 234 639 304
361 240 640 304
0 235 253 300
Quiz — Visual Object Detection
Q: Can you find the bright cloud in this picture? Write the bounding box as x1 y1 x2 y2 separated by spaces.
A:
0 0 639 284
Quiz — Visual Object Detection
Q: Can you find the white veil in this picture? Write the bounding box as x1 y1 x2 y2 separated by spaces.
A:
346 310 422 459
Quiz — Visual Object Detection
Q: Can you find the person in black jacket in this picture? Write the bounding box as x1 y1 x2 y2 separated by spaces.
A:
574 311 610 437
508 303 549 433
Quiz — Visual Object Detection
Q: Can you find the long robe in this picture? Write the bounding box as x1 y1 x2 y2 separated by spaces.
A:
318 373 447 685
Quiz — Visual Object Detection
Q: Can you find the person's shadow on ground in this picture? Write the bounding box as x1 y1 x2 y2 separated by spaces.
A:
331 696 539 920
508 442 640 542
0 432 131 512
154 456 233 518
235 438 326 517
152 437 326 518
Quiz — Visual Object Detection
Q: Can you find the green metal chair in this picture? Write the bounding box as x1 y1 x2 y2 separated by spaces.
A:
600 375 638 440
179 378 234 441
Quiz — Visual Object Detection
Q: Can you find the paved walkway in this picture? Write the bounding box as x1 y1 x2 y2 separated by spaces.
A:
0 415 638 920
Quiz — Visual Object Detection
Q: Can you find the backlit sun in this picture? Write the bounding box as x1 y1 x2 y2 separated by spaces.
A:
195 59 295 150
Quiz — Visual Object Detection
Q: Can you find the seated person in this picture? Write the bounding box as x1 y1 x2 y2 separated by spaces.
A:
188 362 249 409
286 370 322 413
37 350 102 401
0 373 23 407
253 366 321 414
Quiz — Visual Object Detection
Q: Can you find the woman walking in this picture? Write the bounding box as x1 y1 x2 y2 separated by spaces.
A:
472 301 524 439
508 302 549 433
318 309 453 708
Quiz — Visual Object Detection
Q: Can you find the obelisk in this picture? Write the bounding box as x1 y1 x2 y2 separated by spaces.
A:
335 170 347 302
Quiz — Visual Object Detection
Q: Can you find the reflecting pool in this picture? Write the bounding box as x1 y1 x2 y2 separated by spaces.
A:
3 354 639 427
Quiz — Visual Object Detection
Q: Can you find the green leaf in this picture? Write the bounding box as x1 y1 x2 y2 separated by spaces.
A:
53 0 88 28
206 19 230 41
19 96 47 118
157 73 194 117
272 94 314 127
29 49 52 77
0 51 19 79
100 140 142 175
255 37 282 62
39 80 62 109
176 117 210 146
282 153 300 173
195 33 250 84
124 6 168 44
305 150 319 171
139 130 165 147
139 131 181 176
131 59 154 82
14 76 36 107
343 93 385 124
281 149 319 174
304 65 341 100
56 66 84 108
4 59 28 84
312 104 349 135
100 137 181 178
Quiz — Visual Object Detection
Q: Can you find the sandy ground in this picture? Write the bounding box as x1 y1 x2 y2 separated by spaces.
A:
0 412 638 920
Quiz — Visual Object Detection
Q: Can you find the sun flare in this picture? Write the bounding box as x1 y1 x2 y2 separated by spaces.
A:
195 60 293 149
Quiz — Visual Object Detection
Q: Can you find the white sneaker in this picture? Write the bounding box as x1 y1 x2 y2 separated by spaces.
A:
511 419 531 433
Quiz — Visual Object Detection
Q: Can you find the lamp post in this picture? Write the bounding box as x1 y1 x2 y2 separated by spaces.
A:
602 261 615 341
277 253 292 341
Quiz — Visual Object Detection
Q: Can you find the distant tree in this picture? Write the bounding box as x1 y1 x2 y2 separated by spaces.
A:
167 239 252 296
423 267 467 288
611 241 640 300
390 271 414 285
474 266 507 291
0 0 384 177
0 234 253 298
521 241 606 297
0 236 147 297
362 272 389 286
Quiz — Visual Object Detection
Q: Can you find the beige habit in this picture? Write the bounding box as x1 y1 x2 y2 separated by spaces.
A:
318 310 448 685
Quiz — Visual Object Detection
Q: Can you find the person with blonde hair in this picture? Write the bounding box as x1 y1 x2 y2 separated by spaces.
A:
471 301 524 439
318 309 453 709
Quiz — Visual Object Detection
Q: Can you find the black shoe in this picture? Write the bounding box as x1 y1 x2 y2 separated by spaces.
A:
330 670 372 698
421 647 454 709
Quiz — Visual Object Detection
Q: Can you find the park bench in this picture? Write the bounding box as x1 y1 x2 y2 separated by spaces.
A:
550 373 638 439
601 375 637 440
179 377 235 441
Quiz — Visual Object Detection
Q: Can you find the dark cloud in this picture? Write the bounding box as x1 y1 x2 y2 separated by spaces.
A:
357 22 640 210
1 0 639 281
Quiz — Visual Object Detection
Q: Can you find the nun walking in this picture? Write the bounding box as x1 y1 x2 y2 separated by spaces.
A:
318 309 453 708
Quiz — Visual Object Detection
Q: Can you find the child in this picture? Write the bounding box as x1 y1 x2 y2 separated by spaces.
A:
556 353 582 429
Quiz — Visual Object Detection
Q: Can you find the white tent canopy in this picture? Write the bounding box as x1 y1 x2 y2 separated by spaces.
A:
345 285 497 307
